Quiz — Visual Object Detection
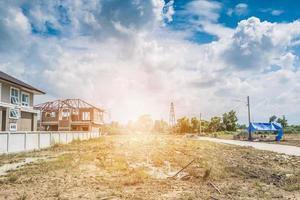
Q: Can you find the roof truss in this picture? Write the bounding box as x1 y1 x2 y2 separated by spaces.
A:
34 99 104 112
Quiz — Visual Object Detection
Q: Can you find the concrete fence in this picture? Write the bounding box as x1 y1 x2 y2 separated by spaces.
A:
0 131 101 154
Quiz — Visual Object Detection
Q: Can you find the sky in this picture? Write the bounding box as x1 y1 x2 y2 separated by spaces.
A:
1 0 300 124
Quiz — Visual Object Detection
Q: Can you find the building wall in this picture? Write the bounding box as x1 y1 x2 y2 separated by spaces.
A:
42 111 59 122
1 82 10 103
0 81 38 131
18 112 33 131
40 106 104 132
0 81 34 106
33 113 37 131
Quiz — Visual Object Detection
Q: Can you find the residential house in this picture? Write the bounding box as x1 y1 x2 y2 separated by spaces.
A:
0 71 45 131
35 99 104 132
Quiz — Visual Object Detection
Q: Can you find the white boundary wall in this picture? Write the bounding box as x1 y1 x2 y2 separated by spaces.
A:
0 131 101 154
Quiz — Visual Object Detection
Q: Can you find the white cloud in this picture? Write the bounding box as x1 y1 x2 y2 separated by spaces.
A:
163 0 175 23
186 0 221 22
271 10 284 16
227 3 249 16
235 3 248 16
223 17 300 71
260 8 284 16
1 2 300 124
185 0 234 39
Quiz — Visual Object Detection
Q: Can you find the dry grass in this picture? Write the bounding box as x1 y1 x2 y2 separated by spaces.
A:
0 134 299 199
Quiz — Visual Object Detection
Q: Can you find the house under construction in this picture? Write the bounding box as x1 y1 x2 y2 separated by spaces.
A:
34 99 104 132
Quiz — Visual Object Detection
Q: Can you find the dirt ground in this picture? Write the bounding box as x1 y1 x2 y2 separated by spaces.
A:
279 134 300 147
214 133 300 147
0 135 299 200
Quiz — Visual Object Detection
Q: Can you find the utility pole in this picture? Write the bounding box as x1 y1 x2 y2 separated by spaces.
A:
247 96 252 141
199 113 202 135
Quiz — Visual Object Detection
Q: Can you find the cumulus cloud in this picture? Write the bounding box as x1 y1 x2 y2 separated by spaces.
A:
227 3 249 16
184 0 234 39
162 0 175 23
223 17 300 71
1 1 300 124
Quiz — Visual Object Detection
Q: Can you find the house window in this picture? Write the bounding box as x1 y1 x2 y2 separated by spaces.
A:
21 92 30 106
10 87 19 104
73 109 79 115
9 108 20 119
45 112 55 118
9 123 17 131
50 112 56 118
82 112 90 120
62 110 70 118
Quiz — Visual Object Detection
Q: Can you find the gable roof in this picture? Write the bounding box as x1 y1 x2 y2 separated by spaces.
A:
34 99 104 112
0 71 45 94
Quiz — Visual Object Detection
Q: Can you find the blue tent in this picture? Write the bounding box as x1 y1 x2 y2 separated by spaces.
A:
248 122 284 141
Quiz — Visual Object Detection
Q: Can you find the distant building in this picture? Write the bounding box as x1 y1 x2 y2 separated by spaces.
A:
0 71 45 131
34 99 104 132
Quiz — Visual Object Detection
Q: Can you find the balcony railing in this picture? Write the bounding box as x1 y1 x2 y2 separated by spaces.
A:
0 101 38 113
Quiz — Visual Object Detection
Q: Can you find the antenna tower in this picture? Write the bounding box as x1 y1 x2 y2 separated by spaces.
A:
169 102 176 127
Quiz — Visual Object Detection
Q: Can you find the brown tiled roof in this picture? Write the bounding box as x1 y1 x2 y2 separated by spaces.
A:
0 71 45 94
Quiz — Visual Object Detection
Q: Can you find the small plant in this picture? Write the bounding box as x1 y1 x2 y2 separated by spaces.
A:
18 193 27 200
203 168 211 181
7 174 18 183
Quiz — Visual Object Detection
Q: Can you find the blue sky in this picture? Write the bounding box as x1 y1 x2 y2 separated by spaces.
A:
1 0 300 124
167 0 300 43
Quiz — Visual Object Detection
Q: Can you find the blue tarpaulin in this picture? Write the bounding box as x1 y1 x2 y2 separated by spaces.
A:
248 122 284 141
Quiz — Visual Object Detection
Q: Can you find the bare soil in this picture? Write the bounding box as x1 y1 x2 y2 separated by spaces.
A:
0 135 299 200
214 133 300 147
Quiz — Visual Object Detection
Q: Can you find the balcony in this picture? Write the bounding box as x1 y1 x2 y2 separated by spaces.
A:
0 101 39 114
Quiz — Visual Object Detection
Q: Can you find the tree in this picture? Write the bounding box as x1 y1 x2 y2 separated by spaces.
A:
276 116 288 128
237 124 247 129
136 114 153 132
208 116 224 132
269 115 277 123
176 117 192 134
153 119 169 133
191 117 200 133
222 110 238 131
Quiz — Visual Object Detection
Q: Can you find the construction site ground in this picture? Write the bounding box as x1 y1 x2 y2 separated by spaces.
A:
0 134 299 200
211 133 300 148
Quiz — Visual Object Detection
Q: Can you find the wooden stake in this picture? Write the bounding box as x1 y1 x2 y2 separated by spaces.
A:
209 181 221 194
172 159 195 178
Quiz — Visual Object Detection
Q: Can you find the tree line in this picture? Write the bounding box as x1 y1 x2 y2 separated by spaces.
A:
103 110 239 134
174 110 238 134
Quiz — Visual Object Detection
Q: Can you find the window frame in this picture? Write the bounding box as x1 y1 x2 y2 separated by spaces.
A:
82 112 90 121
21 91 30 107
10 87 20 105
50 112 56 118
9 123 17 131
62 110 70 119
9 108 20 119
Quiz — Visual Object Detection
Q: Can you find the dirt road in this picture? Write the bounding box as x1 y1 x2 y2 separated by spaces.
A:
198 137 300 156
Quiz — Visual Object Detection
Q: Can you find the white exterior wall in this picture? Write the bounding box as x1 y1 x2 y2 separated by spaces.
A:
0 131 101 154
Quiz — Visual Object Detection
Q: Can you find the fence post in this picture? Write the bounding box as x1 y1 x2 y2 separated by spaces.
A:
89 132 91 139
6 132 10 153
24 132 27 151
59 132 61 144
72 132 74 141
66 132 68 143
38 132 40 149
50 132 52 146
